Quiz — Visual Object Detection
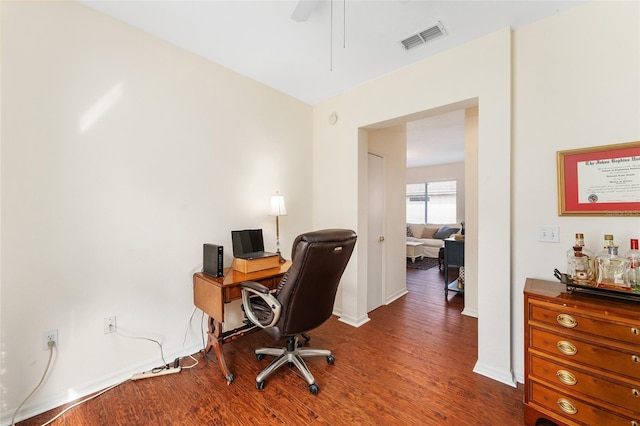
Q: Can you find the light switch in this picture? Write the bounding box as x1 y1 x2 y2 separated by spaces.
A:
538 227 560 243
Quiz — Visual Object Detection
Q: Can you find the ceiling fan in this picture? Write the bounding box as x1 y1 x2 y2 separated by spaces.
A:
291 0 346 71
290 0 322 22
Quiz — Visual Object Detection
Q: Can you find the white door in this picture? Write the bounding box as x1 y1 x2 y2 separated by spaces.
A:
367 153 384 312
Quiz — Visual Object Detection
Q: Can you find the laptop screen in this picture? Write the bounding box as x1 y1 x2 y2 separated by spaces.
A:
231 229 265 257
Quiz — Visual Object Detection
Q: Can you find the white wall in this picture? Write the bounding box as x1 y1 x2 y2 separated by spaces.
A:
313 27 514 385
463 106 479 319
511 1 640 382
0 2 313 423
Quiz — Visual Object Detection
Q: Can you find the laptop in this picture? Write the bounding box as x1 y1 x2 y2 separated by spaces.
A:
231 229 277 260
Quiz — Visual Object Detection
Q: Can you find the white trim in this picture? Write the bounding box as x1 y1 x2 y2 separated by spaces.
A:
338 313 371 328
385 288 408 305
461 307 478 318
472 360 516 388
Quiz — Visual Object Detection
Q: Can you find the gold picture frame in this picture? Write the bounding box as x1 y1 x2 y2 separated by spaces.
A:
557 141 640 216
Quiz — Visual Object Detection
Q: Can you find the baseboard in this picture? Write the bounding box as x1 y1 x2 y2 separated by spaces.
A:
461 307 478 318
473 361 517 388
513 368 524 384
2 344 202 426
338 313 370 328
385 288 408 305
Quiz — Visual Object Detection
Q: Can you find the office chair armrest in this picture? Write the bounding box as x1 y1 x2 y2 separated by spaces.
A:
241 280 271 294
241 281 282 329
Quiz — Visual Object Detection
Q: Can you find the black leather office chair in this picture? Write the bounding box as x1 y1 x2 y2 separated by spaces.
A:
241 229 357 394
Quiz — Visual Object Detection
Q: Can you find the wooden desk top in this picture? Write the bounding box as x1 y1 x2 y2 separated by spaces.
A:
195 260 292 287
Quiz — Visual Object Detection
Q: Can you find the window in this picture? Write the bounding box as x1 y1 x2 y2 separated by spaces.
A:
406 181 456 224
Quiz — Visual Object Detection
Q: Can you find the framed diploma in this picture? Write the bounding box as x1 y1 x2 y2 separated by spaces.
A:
557 141 640 216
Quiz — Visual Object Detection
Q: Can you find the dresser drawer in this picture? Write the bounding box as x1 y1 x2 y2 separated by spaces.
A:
530 301 640 346
530 381 639 426
530 352 640 412
531 328 640 379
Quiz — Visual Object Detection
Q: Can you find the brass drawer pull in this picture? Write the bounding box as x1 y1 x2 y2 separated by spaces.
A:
632 421 638 426
633 389 640 397
556 314 578 328
557 340 578 356
632 327 639 336
633 355 640 363
556 398 577 415
556 370 577 386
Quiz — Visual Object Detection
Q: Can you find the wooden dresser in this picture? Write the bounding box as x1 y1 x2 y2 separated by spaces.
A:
524 278 640 426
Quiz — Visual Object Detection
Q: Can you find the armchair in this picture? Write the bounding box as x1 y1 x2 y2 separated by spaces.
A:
241 229 357 394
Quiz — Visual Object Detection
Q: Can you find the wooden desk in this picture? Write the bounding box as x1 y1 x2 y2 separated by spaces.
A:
193 261 291 384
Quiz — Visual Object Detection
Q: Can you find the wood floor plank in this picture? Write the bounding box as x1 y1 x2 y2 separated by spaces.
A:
18 264 524 425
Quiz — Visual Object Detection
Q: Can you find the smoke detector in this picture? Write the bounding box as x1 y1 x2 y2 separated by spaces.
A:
400 22 447 51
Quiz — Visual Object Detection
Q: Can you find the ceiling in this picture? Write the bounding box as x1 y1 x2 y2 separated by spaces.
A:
79 0 584 167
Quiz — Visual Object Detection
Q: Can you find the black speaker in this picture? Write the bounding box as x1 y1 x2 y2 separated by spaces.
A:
203 244 223 277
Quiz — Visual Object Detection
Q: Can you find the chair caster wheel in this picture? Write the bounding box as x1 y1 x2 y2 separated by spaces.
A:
309 383 319 395
256 353 265 361
256 381 266 390
327 355 335 365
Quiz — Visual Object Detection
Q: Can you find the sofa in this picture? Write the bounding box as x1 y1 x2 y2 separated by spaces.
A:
406 223 461 259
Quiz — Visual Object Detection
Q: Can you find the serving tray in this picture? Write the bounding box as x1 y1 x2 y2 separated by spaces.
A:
553 268 640 301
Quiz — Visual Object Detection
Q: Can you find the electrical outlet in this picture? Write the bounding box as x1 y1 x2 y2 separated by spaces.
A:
43 329 58 350
104 316 116 334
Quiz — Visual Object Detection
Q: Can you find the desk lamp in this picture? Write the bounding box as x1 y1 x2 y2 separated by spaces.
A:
269 192 287 263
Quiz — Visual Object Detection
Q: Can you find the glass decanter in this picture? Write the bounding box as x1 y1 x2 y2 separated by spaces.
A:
596 245 630 288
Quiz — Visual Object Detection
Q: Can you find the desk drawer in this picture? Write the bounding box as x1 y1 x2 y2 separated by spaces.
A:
530 352 640 412
531 328 640 380
529 301 640 346
224 276 280 301
529 381 638 426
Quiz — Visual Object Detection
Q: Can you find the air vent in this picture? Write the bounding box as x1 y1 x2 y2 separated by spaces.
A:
400 22 447 51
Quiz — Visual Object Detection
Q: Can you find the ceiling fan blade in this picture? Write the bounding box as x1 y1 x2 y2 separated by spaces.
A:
291 0 321 22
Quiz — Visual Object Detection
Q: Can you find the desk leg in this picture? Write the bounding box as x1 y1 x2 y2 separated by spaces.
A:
203 316 234 385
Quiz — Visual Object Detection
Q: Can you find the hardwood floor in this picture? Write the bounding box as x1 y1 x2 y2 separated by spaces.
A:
20 265 524 425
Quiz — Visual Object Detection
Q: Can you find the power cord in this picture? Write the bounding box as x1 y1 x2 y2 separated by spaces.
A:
114 327 168 372
176 307 200 370
11 341 56 426
38 379 127 426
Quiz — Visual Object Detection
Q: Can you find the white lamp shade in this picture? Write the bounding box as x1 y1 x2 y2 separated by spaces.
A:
269 194 287 216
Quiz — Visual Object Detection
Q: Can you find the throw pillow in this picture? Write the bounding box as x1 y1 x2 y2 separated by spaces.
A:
406 225 414 237
421 226 440 239
433 225 460 239
408 223 425 239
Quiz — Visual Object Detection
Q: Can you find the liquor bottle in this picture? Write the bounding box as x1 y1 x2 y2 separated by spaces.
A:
566 233 594 281
595 234 615 282
596 245 630 288
597 234 615 254
626 239 639 288
568 246 593 284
